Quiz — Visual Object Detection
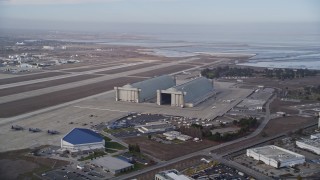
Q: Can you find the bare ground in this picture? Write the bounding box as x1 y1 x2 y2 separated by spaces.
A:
123 137 218 161
0 148 68 180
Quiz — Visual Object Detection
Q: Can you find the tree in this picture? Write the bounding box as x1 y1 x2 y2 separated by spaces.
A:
134 144 140 153
297 175 302 180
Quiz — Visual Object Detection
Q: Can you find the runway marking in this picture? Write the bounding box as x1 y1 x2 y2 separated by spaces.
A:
73 106 129 113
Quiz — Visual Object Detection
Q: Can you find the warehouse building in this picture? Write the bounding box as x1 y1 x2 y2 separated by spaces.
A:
115 75 176 103
61 128 105 153
136 121 175 134
155 169 193 180
157 77 214 107
92 156 134 174
296 133 320 155
246 145 305 168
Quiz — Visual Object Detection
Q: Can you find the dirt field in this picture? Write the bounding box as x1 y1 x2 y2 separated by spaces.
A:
0 159 39 180
123 137 218 161
96 63 159 74
0 72 67 85
212 116 317 155
132 155 208 180
0 74 101 97
62 63 122 72
0 76 145 117
0 148 68 180
132 65 194 77
269 98 316 114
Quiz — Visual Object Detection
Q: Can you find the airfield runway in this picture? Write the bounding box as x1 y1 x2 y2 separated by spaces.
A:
96 63 159 74
0 72 67 85
0 54 253 153
132 64 194 77
0 56 227 118
63 63 123 72
0 77 144 117
0 74 101 97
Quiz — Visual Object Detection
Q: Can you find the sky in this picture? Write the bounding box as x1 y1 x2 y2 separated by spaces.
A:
0 0 320 31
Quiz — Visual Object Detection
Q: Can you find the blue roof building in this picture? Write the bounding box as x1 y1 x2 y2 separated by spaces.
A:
61 128 105 153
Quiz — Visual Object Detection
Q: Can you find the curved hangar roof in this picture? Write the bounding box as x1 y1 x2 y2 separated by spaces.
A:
130 75 176 100
131 75 175 90
171 77 213 103
63 128 103 145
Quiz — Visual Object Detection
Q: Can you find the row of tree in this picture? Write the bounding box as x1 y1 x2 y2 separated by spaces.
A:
128 144 141 153
209 117 258 142
178 117 258 142
201 66 254 79
264 68 318 79
201 65 319 80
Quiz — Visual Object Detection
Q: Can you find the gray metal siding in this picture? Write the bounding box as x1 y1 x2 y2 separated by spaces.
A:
175 77 213 103
131 75 176 101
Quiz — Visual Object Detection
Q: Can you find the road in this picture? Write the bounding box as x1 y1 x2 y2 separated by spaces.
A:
111 96 277 180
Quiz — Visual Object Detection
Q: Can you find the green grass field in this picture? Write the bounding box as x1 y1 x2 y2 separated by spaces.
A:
105 142 127 150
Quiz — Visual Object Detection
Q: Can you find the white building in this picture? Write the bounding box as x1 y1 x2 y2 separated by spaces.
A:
163 131 181 138
296 134 320 155
155 169 193 180
246 145 305 168
157 77 214 108
311 133 320 140
42 46 54 50
61 128 105 153
136 122 175 134
115 75 176 103
176 134 192 141
163 131 192 141
92 156 133 174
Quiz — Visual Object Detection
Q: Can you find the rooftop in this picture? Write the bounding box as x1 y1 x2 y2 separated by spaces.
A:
297 138 320 148
138 122 174 130
167 77 213 103
248 145 304 162
157 169 192 180
92 156 133 171
311 133 320 139
62 128 104 145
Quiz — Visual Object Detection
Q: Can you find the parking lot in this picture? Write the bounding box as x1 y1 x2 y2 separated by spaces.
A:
107 113 173 129
190 163 249 180
43 163 113 180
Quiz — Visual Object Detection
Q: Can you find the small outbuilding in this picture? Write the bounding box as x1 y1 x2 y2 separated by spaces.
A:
92 156 134 174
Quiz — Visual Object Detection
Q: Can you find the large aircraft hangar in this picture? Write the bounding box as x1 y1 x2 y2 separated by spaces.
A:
114 75 176 103
157 77 214 108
